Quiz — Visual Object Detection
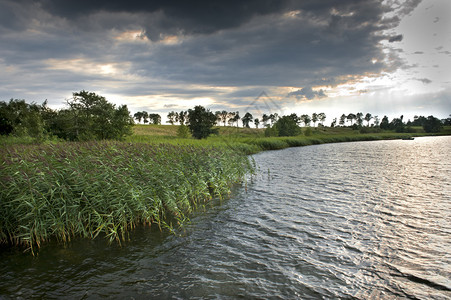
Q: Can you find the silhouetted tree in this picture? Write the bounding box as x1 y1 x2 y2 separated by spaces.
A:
331 118 337 127
241 112 253 128
300 114 311 126
373 115 380 127
364 113 372 126
177 111 187 125
423 115 443 133
312 113 318 127
167 111 177 125
380 115 389 130
339 114 346 126
134 111 144 124
188 105 217 139
318 112 326 126
142 111 149 124
254 118 260 128
262 114 270 127
356 112 363 126
347 113 356 125
148 113 161 125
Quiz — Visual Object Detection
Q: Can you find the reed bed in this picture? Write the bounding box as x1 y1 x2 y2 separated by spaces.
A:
0 141 253 253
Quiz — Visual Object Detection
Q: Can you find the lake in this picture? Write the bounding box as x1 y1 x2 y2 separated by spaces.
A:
1 136 450 299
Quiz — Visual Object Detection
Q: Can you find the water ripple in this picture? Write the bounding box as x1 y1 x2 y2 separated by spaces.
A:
1 137 450 299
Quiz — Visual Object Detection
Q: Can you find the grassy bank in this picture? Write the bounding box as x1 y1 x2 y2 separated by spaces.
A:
129 124 451 152
0 141 253 253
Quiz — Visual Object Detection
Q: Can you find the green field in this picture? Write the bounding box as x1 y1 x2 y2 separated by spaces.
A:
129 124 451 152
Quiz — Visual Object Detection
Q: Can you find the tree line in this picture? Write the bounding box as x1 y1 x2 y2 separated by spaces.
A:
1 91 449 141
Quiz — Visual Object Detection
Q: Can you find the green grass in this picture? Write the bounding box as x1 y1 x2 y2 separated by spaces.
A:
0 141 253 253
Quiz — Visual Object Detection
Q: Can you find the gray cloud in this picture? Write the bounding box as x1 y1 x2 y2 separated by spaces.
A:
287 87 327 100
416 78 432 84
388 34 403 42
0 0 428 114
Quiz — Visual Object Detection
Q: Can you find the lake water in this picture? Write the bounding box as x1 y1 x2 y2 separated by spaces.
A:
1 136 450 299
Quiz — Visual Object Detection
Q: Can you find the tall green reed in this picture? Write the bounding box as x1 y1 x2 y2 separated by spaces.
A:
0 141 253 253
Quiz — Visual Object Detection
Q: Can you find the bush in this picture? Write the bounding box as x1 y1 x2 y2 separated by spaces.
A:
177 125 190 138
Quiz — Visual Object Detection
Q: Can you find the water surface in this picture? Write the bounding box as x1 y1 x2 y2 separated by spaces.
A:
1 136 450 299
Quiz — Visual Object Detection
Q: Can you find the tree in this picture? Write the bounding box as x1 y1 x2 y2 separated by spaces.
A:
444 114 451 126
331 118 337 127
142 111 149 124
227 112 235 126
364 113 372 126
318 112 326 126
373 115 380 127
167 111 177 125
262 114 270 127
215 110 229 126
347 113 356 125
231 111 240 127
288 113 300 125
187 105 217 139
380 115 389 130
254 118 260 128
0 99 46 139
312 113 318 127
241 112 253 128
273 115 301 136
423 115 443 133
64 90 133 140
269 113 278 125
148 113 161 125
389 115 405 132
339 114 346 126
134 111 143 124
300 114 311 126
177 111 187 125
356 112 363 126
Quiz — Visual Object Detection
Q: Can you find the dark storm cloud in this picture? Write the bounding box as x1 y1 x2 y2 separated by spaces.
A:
388 34 403 42
0 0 424 109
37 0 290 39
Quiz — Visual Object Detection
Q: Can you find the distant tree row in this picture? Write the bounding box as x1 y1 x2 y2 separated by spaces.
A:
0 91 134 141
166 111 330 129
133 111 161 124
2 94 449 142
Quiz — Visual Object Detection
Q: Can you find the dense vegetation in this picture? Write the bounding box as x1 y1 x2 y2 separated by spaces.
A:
0 91 134 142
0 141 253 253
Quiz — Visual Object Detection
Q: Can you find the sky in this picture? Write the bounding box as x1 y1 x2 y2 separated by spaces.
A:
0 0 450 125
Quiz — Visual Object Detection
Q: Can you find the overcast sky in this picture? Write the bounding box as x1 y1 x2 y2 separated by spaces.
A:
0 0 450 124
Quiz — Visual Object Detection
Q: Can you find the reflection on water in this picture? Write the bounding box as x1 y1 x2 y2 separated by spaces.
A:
1 136 450 299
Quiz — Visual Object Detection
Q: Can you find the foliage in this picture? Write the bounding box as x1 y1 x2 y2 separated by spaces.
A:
58 91 134 141
241 112 253 128
177 124 190 138
188 105 218 139
272 115 301 136
380 116 389 130
0 99 47 141
422 115 443 133
0 141 253 253
264 126 279 137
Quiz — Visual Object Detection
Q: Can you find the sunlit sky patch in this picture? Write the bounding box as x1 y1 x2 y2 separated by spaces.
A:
0 0 449 124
